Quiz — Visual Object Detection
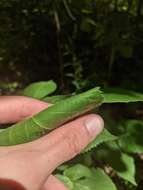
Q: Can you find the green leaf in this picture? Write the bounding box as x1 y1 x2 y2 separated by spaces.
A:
43 88 143 105
0 129 4 133
83 128 117 153
56 174 74 189
23 80 57 99
95 142 137 185
57 164 69 172
43 95 70 104
103 88 143 103
74 183 90 190
1 86 143 147
78 168 117 190
0 87 104 146
118 120 143 153
118 153 136 185
63 164 92 181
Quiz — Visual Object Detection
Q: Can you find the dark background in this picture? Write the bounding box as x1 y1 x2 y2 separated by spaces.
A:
0 0 143 94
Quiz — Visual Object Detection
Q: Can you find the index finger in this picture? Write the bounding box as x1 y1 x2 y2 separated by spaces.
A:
0 96 49 124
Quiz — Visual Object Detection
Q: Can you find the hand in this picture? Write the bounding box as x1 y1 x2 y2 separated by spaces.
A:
0 96 104 190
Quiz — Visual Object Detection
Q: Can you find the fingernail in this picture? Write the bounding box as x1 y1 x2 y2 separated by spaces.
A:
85 116 104 138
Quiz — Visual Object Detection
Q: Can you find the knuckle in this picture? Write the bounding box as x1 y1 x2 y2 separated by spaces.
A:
63 132 81 157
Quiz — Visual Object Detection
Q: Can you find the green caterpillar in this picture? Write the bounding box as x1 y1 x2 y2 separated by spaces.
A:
0 87 103 146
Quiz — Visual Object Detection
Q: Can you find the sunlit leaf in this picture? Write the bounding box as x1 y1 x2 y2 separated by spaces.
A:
95 142 137 185
64 164 92 181
78 168 117 190
103 88 143 103
56 174 74 189
23 80 57 99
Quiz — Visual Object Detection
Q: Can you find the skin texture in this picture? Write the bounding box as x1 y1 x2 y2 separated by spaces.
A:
0 96 104 190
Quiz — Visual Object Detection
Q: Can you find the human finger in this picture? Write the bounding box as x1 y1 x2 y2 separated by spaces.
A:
0 96 49 124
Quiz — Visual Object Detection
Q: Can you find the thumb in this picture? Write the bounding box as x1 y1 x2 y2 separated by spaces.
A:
0 114 104 190
36 114 104 173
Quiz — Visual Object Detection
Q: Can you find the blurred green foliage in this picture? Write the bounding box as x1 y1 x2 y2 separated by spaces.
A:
0 0 143 92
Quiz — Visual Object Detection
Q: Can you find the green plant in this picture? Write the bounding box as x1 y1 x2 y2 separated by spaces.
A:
0 80 143 147
56 164 118 190
0 80 143 189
